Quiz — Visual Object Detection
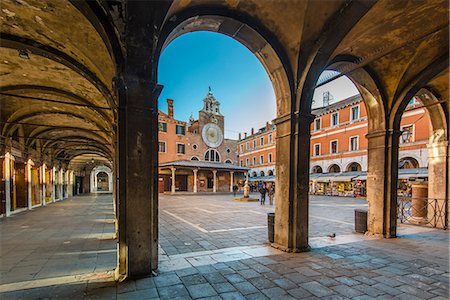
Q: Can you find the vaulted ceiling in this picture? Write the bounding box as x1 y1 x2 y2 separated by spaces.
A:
1 0 448 169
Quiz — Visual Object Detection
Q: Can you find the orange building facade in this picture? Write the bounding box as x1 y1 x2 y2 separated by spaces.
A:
237 95 430 196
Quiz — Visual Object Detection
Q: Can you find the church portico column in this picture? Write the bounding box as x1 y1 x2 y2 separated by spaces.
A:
366 129 400 238
427 141 448 228
230 171 234 192
193 169 198 193
213 170 217 193
4 153 12 217
41 164 46 206
171 167 176 193
27 160 32 210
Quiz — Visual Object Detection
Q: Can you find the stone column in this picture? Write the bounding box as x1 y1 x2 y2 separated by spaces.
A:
115 1 171 280
59 169 63 200
27 160 32 209
273 113 313 252
41 164 46 206
427 141 448 228
366 130 400 238
4 153 11 217
193 169 198 193
246 172 249 181
230 171 234 192
213 170 217 193
171 167 176 194
52 166 56 202
410 183 428 224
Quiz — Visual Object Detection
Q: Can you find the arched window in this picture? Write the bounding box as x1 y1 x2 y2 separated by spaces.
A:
312 166 323 173
328 164 340 173
224 159 232 164
252 171 257 177
268 170 274 176
346 162 362 172
191 156 199 161
204 149 220 162
260 171 265 176
399 157 419 169
96 172 109 191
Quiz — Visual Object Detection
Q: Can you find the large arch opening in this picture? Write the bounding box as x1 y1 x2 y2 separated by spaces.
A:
156 12 291 259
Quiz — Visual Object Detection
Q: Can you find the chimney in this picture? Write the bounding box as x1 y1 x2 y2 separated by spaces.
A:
167 99 174 118
251 128 254 135
244 132 247 138
238 133 242 140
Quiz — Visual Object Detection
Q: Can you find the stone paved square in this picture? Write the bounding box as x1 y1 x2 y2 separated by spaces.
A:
0 194 448 299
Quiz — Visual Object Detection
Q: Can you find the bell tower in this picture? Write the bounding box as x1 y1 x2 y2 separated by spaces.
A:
198 87 224 133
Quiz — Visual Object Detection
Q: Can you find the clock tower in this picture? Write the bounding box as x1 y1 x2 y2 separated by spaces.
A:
199 87 224 148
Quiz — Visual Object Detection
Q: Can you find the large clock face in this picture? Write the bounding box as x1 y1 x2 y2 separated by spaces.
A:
202 123 223 148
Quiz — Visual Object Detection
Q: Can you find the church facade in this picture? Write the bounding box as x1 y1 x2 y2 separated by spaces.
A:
158 89 248 193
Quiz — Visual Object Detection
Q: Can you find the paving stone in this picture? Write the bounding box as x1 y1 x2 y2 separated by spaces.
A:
232 281 259 295
154 273 182 287
157 284 190 299
286 287 313 299
353 284 384 297
204 272 228 284
331 284 364 298
260 286 289 298
300 281 335 297
213 282 236 293
237 268 261 279
219 291 246 300
335 276 359 286
187 283 217 299
176 267 200 277
181 274 208 286
372 283 403 296
397 284 435 298
248 276 277 290
284 272 311 284
224 273 246 284
273 278 297 290
117 288 158 300
135 277 156 290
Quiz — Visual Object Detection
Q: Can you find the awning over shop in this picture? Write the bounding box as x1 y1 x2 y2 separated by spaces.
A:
398 168 428 179
248 176 275 182
309 171 366 182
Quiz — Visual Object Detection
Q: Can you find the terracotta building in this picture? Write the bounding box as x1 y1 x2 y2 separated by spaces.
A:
158 89 248 193
238 94 431 197
237 122 276 184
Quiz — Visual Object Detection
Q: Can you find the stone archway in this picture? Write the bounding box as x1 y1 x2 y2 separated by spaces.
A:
90 165 113 193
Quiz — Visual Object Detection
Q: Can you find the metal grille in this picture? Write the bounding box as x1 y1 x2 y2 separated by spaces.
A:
397 196 449 229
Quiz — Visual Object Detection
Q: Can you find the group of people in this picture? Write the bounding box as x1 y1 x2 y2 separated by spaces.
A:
232 182 275 205
258 183 274 205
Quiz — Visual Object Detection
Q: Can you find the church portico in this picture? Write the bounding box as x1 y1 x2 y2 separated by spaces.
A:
159 160 248 194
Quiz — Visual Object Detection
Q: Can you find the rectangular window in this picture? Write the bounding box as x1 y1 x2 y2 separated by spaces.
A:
260 155 264 164
240 160 243 167
260 137 264 146
252 140 256 148
331 112 339 126
349 136 358 151
240 144 244 153
351 106 360 121
313 143 320 156
158 122 167 132
158 141 166 153
330 140 338 154
176 124 185 135
246 158 249 166
176 143 185 154
252 157 256 166
268 153 273 163
269 134 273 144
314 118 321 130
246 142 250 150
400 125 414 144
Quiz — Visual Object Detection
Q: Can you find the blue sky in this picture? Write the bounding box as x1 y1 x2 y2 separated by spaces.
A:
158 31 358 139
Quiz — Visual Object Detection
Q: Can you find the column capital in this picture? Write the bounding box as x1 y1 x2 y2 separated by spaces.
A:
193 168 198 173
229 171 234 174
171 166 176 172
212 170 217 174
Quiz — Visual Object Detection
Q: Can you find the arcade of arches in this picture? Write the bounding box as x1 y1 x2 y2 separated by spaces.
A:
0 0 448 280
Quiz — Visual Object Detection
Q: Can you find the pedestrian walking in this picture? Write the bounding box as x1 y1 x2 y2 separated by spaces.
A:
268 184 274 205
233 184 238 197
259 185 266 205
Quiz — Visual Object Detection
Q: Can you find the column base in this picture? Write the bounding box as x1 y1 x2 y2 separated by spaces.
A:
409 217 428 225
270 243 311 253
365 231 397 239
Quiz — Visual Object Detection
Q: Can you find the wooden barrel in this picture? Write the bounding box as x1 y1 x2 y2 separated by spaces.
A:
355 209 368 233
267 213 275 243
